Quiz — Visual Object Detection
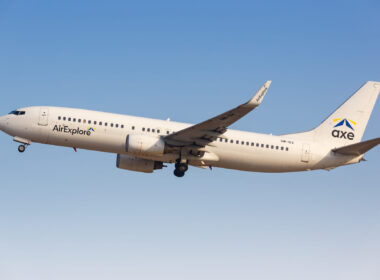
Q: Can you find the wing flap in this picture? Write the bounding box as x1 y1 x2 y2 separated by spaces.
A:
332 137 380 156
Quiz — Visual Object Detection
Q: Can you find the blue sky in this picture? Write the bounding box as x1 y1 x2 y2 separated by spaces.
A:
0 1 379 279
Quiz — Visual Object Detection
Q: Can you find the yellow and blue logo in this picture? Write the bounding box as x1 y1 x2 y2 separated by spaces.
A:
88 127 95 132
333 118 356 131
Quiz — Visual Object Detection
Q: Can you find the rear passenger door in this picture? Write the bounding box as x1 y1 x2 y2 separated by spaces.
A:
301 143 311 163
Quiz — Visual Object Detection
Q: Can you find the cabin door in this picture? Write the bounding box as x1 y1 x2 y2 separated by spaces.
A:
38 108 49 126
301 143 311 163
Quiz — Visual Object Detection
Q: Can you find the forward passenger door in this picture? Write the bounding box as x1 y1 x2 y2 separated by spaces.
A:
38 108 49 126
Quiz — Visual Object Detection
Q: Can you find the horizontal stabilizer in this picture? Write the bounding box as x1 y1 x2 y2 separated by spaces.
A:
332 137 380 156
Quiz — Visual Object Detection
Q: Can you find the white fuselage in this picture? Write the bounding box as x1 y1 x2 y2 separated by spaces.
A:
0 106 361 173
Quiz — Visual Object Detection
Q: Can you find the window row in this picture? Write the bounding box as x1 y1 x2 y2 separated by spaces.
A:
57 116 288 151
58 116 176 135
140 127 175 135
141 127 162 134
58 116 134 130
217 137 289 151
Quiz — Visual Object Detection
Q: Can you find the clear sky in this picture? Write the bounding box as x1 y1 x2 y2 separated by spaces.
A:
0 1 379 279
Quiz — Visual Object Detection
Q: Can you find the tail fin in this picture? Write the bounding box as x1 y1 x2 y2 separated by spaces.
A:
287 81 380 147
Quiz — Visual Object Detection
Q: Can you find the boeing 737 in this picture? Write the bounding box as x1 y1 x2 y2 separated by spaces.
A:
0 81 379 177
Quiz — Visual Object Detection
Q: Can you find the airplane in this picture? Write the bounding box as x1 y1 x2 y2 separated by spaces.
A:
0 81 379 177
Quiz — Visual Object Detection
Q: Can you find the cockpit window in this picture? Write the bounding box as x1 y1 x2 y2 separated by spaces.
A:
9 110 26 116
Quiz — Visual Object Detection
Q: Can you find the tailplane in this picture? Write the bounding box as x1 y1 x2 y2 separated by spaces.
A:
332 137 380 156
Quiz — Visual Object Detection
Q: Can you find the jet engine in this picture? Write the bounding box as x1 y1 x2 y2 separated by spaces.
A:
126 134 166 156
116 154 163 173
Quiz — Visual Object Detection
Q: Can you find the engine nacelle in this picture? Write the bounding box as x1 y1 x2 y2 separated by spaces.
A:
126 134 166 156
116 154 163 173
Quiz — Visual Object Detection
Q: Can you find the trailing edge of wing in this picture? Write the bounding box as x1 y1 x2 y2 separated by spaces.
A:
332 137 380 156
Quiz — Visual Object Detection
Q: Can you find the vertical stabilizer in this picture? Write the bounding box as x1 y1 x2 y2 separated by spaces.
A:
285 81 380 148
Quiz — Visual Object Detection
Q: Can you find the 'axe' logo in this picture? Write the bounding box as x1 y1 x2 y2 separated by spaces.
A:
331 118 356 140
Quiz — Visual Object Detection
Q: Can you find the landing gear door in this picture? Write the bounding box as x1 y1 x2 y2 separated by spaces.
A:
301 143 311 163
38 108 49 126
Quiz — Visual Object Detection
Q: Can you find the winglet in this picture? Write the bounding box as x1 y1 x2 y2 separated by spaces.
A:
247 80 272 106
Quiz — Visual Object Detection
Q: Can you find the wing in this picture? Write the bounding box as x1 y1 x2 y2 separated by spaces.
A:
165 81 271 147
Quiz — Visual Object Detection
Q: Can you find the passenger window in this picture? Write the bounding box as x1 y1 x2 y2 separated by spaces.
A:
157 129 160 133
246 142 249 146
88 120 92 124
78 119 81 123
94 121 97 125
271 145 274 149
116 124 119 128
256 143 259 147
142 128 145 131
225 139 228 143
261 144 264 148
105 123 108 127
236 140 239 144
251 142 254 146
281 147 284 150
167 131 170 134
241 141 244 145
121 125 124 128
286 147 289 151
68 118 71 121
63 117 66 121
111 123 114 127
230 140 233 143
99 122 102 126
83 120 86 124
132 126 135 130
73 118 76 122
152 129 155 133
276 146 279 150
147 128 150 132
58 116 61 120
266 144 269 148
